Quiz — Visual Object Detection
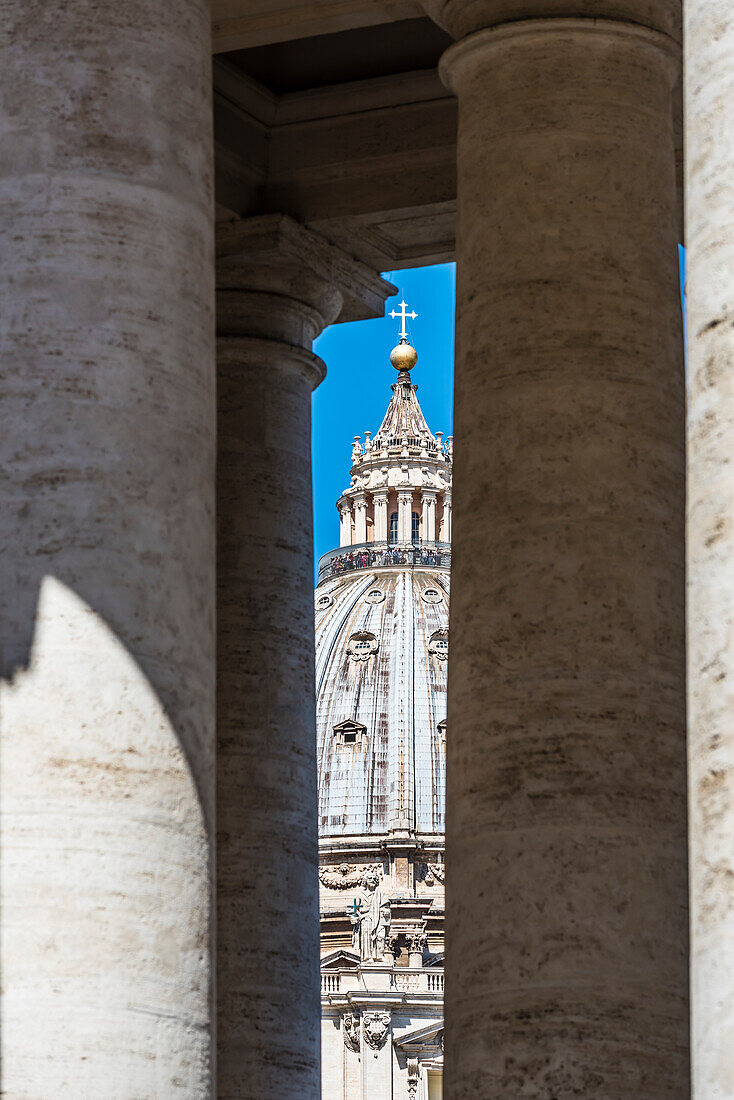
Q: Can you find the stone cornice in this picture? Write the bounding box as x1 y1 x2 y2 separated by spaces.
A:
216 213 396 325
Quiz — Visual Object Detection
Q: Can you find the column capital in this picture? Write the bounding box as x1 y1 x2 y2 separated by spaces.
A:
424 0 680 41
216 214 396 343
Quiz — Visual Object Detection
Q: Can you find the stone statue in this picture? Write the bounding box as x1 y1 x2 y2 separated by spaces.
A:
349 868 390 961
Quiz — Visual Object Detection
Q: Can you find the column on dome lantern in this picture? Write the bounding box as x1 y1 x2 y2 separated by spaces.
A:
353 492 368 545
440 491 452 542
339 502 353 547
373 490 389 542
422 490 437 543
397 489 413 545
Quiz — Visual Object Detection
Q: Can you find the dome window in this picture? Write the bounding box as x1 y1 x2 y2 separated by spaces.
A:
389 512 399 541
347 631 378 662
428 629 449 660
365 589 385 604
334 719 367 747
438 718 447 744
315 592 333 611
422 588 443 604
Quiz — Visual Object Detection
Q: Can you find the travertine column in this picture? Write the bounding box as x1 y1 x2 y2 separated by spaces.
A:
686 3 734 1094
398 490 414 545
340 503 353 547
0 1 215 1095
422 490 437 542
373 490 389 542
354 492 368 545
440 8 687 1096
440 491 451 542
216 214 392 1099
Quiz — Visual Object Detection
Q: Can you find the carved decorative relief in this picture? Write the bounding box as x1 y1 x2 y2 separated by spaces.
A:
407 931 428 954
319 862 381 889
407 1057 419 1099
421 861 445 886
362 1011 391 1050
343 1012 360 1052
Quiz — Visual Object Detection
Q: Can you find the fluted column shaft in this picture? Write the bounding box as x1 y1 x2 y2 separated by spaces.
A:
686 3 734 1095
353 492 368 544
340 504 353 547
422 490 437 542
398 489 414 544
441 11 687 1097
0 1 216 1094
216 215 393 1099
440 491 452 542
373 490 389 542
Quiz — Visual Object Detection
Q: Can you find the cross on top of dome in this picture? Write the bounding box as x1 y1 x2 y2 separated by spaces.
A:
389 299 417 341
388 299 419 373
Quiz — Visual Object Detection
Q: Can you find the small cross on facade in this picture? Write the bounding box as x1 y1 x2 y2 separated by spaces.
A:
389 299 418 340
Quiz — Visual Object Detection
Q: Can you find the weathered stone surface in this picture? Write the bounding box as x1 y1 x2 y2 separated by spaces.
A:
441 17 687 1098
685 2 734 1096
216 218 392 1099
0 0 215 1095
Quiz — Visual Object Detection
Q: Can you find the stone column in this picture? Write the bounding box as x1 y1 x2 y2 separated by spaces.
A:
422 490 437 542
354 492 368 545
439 6 687 1096
440 491 451 543
398 490 414 545
686 3 734 1094
216 214 392 1099
0 1 215 1095
373 490 389 542
340 502 353 547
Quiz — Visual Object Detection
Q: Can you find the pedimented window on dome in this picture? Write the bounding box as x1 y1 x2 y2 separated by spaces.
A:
428 629 449 660
334 719 367 747
364 589 385 605
315 592 333 611
422 587 443 604
437 718 447 744
347 631 378 662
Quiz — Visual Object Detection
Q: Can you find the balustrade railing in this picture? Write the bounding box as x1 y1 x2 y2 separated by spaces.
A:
317 540 451 585
320 968 444 996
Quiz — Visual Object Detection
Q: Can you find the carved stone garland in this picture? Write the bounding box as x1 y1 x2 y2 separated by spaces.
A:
422 861 445 886
342 1012 360 1052
319 862 382 889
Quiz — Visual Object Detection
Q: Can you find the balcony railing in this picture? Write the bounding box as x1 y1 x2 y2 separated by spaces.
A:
320 968 444 996
317 540 451 586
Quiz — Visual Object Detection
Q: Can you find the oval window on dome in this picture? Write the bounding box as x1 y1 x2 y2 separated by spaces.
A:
347 631 378 662
422 588 443 604
428 629 449 660
315 593 333 611
365 589 384 604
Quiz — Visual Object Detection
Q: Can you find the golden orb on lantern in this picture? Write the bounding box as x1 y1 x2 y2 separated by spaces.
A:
390 339 418 372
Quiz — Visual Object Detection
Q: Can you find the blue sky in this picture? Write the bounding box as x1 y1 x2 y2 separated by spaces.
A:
312 262 456 566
